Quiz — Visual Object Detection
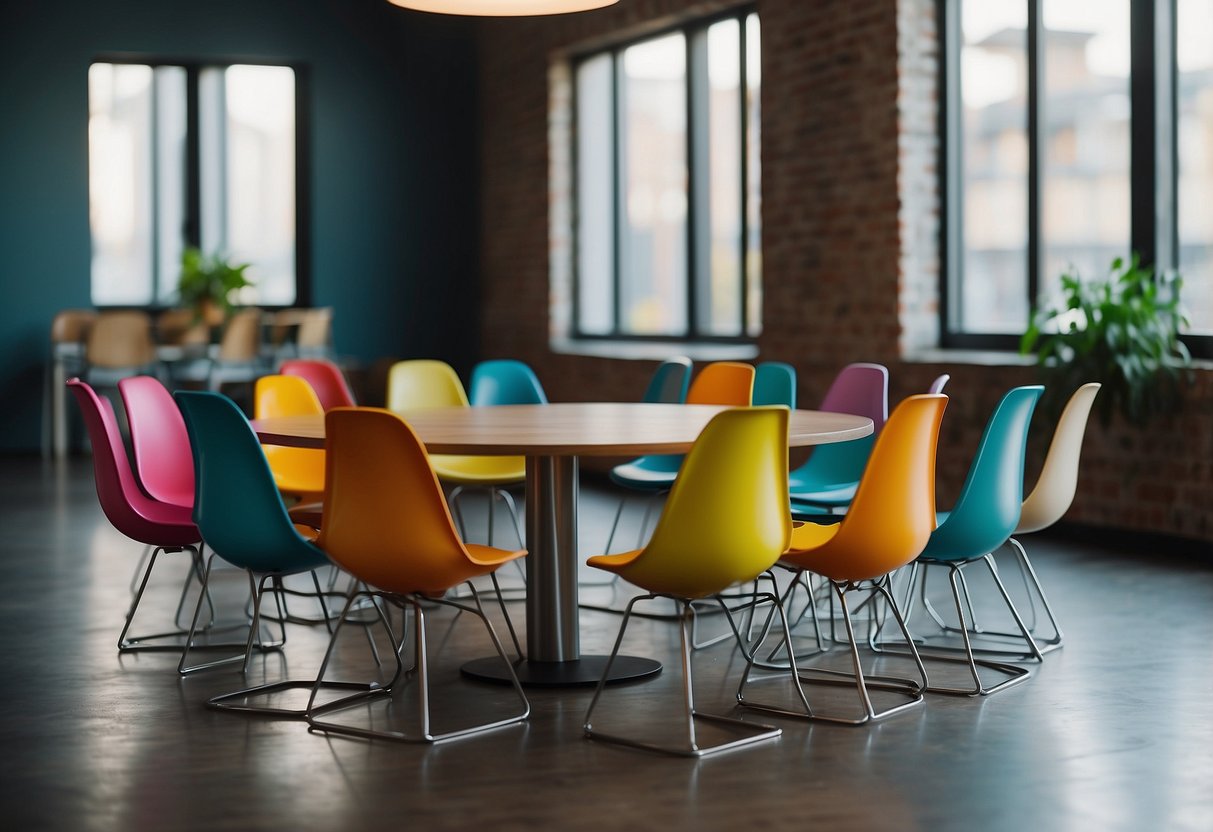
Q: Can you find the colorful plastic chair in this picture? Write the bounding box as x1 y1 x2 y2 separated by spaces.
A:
469 359 548 406
899 385 1045 696
788 362 889 517
738 394 948 725
306 407 530 743
119 376 195 509
280 358 357 410
582 407 791 757
642 355 693 404
67 378 204 653
929 373 951 394
387 360 526 547
995 382 1100 653
602 361 755 554
174 390 368 712
254 375 327 503
753 361 797 408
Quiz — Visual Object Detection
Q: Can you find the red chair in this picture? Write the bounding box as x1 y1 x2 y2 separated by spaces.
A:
67 378 203 653
280 358 356 410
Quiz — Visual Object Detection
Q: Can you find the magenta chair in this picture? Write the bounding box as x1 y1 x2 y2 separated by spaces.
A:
68 378 207 653
119 376 195 509
280 358 356 410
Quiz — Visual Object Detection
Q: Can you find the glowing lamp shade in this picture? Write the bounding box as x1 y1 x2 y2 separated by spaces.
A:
387 0 618 14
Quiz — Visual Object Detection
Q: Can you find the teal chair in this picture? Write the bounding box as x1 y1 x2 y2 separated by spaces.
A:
600 357 694 554
469 359 549 406
753 361 797 408
174 390 371 714
898 384 1044 696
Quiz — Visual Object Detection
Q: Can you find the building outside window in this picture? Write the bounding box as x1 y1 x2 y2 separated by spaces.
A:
88 60 300 308
943 0 1212 356
571 9 760 342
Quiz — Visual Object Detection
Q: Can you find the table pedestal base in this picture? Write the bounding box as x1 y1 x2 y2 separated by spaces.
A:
461 656 661 687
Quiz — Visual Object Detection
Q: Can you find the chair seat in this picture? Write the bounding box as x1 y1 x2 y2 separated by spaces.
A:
609 455 683 490
431 454 525 484
586 549 644 572
787 479 858 506
782 520 843 558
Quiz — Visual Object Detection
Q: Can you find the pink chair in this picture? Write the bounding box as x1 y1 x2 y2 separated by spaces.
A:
280 358 356 410
119 376 194 509
67 378 204 653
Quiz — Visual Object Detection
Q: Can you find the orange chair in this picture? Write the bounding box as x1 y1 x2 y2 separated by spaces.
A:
738 393 948 725
685 360 754 406
306 407 529 744
254 375 326 504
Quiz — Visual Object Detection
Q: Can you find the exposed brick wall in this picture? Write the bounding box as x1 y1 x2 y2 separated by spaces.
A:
476 0 1213 545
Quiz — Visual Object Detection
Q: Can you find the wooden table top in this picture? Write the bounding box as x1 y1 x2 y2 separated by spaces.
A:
252 402 872 456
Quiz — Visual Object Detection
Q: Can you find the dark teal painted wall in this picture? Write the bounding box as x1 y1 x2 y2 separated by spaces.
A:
0 0 480 452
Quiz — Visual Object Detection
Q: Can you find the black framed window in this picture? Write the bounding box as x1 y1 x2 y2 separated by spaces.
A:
941 0 1212 358
572 9 761 342
88 59 305 308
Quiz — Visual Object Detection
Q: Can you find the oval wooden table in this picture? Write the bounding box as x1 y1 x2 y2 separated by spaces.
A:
253 402 873 687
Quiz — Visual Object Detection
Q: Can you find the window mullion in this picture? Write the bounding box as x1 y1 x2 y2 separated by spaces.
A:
1027 0 1042 315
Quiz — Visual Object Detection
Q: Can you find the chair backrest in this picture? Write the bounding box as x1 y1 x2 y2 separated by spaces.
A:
318 407 494 595
1016 382 1101 534
810 394 948 582
686 361 754 406
642 357 693 404
216 308 262 361
175 390 326 574
280 358 357 410
51 309 96 344
818 362 889 430
296 307 333 351
256 374 326 419
386 360 470 411
118 375 195 508
66 378 198 546
86 311 155 369
754 361 797 408
620 407 791 599
469 359 549 406
929 373 951 394
155 308 209 347
921 385 1044 561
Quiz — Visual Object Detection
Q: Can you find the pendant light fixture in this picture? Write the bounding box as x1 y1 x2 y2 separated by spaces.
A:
386 0 618 15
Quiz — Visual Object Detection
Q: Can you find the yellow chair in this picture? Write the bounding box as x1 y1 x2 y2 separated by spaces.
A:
737 393 948 725
306 407 529 743
386 360 525 546
582 406 792 757
254 375 326 504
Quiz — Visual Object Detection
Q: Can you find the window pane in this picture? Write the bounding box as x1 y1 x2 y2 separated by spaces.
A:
223 65 296 306
745 13 762 337
1178 0 1213 334
696 18 742 337
956 1 1029 334
620 33 687 336
576 54 615 335
154 67 188 305
1040 0 1130 305
89 63 155 305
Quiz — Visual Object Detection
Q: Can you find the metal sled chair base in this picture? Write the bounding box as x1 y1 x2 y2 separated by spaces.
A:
306 584 530 745
583 594 784 757
738 575 928 726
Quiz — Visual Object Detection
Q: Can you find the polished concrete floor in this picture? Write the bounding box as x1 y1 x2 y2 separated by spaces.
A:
2 455 1211 831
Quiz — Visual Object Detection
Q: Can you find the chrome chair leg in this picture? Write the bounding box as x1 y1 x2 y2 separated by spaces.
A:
308 582 529 743
585 593 782 757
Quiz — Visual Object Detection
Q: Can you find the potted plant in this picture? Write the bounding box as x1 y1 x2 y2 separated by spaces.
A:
1020 254 1191 427
177 247 254 326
